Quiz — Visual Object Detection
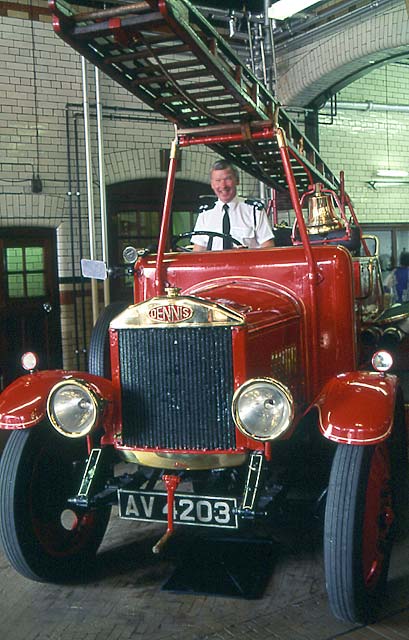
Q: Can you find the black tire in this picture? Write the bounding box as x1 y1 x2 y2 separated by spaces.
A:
0 426 111 583
324 442 394 624
88 301 128 376
389 396 409 537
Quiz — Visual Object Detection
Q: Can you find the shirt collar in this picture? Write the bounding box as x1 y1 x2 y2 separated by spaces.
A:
217 196 240 210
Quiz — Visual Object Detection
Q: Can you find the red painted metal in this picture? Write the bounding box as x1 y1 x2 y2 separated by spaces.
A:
277 129 320 396
152 473 182 553
314 372 398 444
155 138 178 294
1 3 408 620
0 371 114 429
178 128 275 148
163 473 181 534
287 146 314 188
362 441 393 588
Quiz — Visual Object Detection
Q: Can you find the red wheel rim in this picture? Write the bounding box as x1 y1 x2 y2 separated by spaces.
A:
362 442 394 589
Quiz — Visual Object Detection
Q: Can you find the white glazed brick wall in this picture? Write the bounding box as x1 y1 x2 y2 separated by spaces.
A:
319 64 409 223
277 0 409 107
0 11 260 369
2 3 409 368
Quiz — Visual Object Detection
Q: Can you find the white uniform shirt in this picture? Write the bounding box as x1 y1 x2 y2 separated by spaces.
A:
192 196 274 250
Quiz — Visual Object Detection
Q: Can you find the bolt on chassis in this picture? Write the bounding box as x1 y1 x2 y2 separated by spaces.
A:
0 123 408 625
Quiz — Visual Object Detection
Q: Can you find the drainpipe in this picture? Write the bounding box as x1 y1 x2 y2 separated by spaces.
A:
65 106 81 370
95 67 110 308
81 56 99 325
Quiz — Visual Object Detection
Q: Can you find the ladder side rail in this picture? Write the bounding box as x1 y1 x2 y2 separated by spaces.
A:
155 0 274 122
164 0 339 187
51 5 181 123
49 0 342 197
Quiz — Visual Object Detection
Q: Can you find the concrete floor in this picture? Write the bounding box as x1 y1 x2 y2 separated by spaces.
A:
0 509 408 640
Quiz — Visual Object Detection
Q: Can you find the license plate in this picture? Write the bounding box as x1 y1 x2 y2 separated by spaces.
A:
118 490 238 529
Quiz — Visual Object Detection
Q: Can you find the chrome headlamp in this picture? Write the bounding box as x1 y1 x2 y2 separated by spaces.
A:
232 377 294 441
47 379 100 438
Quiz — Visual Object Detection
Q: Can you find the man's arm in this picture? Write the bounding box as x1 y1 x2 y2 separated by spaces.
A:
193 243 206 252
260 238 275 248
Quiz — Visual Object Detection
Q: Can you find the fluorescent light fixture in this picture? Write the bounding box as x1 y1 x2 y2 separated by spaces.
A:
376 169 409 177
268 0 322 21
367 180 409 189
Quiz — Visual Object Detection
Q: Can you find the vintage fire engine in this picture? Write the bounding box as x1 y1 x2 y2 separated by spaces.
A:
0 0 408 626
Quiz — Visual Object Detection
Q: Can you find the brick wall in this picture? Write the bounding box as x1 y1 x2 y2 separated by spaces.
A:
319 64 409 224
0 3 259 370
277 0 408 107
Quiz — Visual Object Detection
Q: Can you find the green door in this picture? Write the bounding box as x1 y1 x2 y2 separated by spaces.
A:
0 228 62 389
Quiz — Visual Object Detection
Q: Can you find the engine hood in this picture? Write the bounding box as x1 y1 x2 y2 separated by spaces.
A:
186 278 301 330
112 279 301 331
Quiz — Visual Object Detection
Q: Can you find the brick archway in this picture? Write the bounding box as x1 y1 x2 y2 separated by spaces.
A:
277 1 409 107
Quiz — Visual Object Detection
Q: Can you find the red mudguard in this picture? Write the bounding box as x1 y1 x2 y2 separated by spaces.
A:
0 371 114 429
314 371 398 445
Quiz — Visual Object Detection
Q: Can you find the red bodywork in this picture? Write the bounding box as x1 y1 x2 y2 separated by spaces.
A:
0 125 402 453
0 1 406 622
0 242 395 452
0 370 114 431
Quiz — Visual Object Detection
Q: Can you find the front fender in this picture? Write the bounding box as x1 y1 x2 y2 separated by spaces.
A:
0 370 114 429
313 371 398 445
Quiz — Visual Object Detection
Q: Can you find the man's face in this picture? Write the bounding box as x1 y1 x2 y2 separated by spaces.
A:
210 168 238 203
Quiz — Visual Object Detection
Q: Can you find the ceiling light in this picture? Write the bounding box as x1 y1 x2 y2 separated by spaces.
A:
367 180 409 189
268 0 322 21
376 169 409 177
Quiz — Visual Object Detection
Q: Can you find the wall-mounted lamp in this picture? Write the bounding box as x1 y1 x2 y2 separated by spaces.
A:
268 0 322 21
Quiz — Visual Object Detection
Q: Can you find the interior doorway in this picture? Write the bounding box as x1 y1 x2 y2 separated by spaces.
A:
0 227 62 389
107 178 210 301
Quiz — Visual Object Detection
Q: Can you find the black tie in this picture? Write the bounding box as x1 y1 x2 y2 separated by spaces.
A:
222 204 233 249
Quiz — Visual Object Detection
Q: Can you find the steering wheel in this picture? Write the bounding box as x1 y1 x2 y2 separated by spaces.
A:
171 231 244 252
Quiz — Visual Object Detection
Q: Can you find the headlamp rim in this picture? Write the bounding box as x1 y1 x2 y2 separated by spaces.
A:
232 376 294 441
46 378 100 438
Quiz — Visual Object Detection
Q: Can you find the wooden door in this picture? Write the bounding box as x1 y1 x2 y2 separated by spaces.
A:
0 228 62 389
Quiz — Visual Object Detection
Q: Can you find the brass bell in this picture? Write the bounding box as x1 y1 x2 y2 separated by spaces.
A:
306 183 345 235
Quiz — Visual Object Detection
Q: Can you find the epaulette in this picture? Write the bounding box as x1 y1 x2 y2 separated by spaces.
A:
245 198 265 210
198 195 217 213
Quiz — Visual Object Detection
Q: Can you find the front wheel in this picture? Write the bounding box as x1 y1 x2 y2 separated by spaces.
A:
324 443 394 624
88 301 128 377
0 426 111 582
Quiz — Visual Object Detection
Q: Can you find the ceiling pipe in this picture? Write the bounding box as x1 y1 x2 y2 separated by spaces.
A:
330 100 409 113
197 0 396 53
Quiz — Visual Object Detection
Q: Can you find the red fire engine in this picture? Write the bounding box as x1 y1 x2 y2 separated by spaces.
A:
0 0 408 625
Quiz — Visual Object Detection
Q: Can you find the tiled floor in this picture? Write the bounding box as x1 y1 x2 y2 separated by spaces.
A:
0 510 408 639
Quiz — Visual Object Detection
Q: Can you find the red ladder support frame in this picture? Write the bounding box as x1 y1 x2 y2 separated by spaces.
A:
155 122 322 389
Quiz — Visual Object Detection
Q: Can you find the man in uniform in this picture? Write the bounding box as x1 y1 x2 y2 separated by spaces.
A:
192 160 275 251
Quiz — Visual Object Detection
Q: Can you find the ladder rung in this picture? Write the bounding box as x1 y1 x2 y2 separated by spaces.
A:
106 45 195 66
131 66 203 86
127 42 191 61
135 59 205 72
51 0 340 193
